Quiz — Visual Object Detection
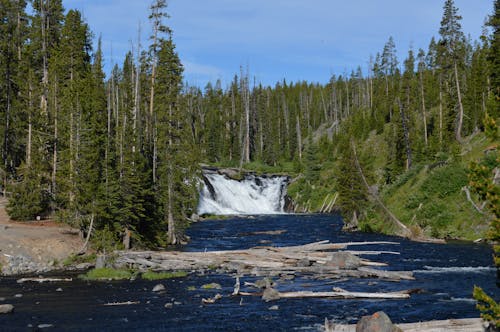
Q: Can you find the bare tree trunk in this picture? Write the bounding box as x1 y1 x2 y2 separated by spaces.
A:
439 81 443 149
40 0 48 116
133 23 141 154
150 20 158 182
27 82 33 167
419 73 428 146
52 81 58 205
346 81 350 117
244 76 250 163
351 140 411 238
167 181 176 244
296 115 302 161
454 61 464 142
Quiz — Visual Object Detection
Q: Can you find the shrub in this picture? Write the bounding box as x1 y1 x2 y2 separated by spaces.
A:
141 271 188 280
79 268 132 281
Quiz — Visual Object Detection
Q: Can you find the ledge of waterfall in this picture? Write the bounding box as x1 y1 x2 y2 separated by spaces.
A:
198 166 293 216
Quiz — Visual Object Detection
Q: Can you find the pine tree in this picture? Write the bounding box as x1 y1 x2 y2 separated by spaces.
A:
438 0 467 142
155 37 197 244
487 0 500 118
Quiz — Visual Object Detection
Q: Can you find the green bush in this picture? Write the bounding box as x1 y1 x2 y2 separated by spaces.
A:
141 271 188 280
79 268 133 281
421 164 468 198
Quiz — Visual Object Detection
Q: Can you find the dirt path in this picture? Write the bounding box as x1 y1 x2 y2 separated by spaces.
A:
0 197 84 275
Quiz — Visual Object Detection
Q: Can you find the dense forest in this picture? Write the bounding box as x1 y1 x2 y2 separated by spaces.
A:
0 0 498 254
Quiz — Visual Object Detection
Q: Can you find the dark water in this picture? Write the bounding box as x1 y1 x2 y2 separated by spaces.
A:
0 214 498 331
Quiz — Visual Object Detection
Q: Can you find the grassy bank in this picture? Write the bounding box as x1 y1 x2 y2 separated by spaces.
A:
285 130 494 240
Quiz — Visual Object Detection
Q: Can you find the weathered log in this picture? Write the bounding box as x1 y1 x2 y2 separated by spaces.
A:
325 318 486 332
202 293 222 304
17 277 73 284
250 289 410 302
102 301 140 306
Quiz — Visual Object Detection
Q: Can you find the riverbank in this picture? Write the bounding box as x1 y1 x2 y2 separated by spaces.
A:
0 198 84 275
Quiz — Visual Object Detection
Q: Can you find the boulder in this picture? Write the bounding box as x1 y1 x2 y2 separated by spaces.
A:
329 252 362 269
356 311 402 332
0 304 14 314
152 284 166 292
262 288 280 302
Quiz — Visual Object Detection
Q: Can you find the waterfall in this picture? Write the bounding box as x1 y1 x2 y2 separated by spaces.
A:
198 171 289 215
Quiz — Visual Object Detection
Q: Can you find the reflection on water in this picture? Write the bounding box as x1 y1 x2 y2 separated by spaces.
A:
0 214 498 331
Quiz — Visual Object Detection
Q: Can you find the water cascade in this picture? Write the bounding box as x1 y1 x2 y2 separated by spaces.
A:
198 170 289 215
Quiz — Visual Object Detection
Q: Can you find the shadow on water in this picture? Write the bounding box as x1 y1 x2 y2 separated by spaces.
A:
0 214 498 331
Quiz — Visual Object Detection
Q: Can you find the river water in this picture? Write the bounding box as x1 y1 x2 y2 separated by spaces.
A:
0 214 498 331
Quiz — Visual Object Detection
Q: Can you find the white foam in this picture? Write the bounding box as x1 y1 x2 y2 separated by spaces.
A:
197 173 288 215
414 266 496 274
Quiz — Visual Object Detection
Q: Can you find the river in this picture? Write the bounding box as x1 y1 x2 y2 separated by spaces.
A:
0 214 498 331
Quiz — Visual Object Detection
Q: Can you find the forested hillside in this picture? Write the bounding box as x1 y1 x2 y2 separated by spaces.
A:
0 0 498 249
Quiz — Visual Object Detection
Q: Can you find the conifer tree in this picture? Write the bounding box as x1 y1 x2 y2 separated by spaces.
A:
438 0 467 142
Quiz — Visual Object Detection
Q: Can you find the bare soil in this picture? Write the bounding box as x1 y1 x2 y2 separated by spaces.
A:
0 197 84 272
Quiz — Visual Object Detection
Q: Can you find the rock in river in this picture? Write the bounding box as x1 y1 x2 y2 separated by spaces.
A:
356 311 402 332
152 284 166 292
0 304 14 314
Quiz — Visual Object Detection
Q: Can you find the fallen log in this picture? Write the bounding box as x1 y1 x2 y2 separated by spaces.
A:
102 301 140 306
271 290 410 301
325 317 486 332
202 293 222 304
17 277 73 284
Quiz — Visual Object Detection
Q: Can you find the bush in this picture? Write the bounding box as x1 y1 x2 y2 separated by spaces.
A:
421 164 468 198
79 268 133 281
141 271 188 280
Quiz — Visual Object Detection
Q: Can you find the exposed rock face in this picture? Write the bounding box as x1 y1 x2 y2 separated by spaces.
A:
356 311 402 332
0 304 14 314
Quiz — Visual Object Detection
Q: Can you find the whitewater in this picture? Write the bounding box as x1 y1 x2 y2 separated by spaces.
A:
197 172 289 215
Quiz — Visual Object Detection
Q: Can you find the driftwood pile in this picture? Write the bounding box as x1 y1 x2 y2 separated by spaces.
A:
114 240 413 281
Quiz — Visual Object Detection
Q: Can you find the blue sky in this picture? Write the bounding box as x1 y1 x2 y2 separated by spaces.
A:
63 0 493 88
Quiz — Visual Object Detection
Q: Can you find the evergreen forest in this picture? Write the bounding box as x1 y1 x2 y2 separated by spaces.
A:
0 0 498 259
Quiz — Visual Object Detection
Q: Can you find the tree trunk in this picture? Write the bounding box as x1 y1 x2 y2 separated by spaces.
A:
52 81 58 205
454 61 464 142
439 80 443 149
419 73 428 146
296 115 302 161
351 140 411 237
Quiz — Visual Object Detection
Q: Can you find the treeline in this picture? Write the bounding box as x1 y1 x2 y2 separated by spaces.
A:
0 0 199 248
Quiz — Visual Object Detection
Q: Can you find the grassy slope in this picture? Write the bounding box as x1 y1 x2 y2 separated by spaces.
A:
362 132 493 240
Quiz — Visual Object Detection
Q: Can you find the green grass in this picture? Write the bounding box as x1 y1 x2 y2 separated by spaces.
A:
79 268 133 281
201 282 222 290
141 271 188 280
63 253 97 267
383 163 490 240
362 131 493 240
